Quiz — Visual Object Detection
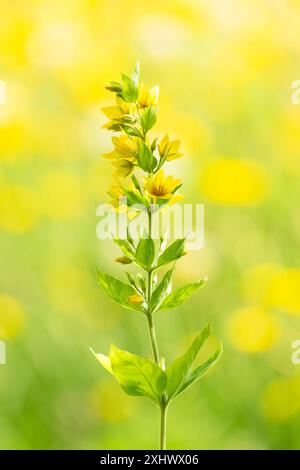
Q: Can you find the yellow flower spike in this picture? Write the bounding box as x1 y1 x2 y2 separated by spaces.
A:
143 170 181 200
138 83 159 108
128 294 144 305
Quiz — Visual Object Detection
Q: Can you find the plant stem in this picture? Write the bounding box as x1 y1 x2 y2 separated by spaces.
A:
147 311 160 364
160 404 168 450
146 206 168 450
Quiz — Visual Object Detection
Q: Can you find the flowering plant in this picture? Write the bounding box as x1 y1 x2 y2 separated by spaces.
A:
91 63 222 450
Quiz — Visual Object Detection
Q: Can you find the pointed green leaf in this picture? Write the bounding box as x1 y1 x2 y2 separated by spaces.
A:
124 189 149 208
166 324 211 401
157 239 185 267
113 238 135 258
135 238 155 269
96 268 141 311
90 348 114 375
110 345 167 405
141 106 157 133
137 140 157 172
121 73 138 102
150 268 174 312
160 278 207 310
176 345 223 398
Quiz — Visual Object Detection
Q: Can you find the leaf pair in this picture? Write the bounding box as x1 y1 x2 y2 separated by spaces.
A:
91 324 222 406
97 266 207 314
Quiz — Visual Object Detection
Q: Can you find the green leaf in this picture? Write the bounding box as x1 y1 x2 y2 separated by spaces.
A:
96 268 141 311
157 239 185 267
141 106 157 133
175 345 223 398
113 238 135 258
121 124 143 138
110 345 167 405
124 189 149 208
137 141 157 172
150 268 174 312
166 324 211 401
121 74 138 102
131 174 142 192
105 81 122 92
135 238 155 269
90 348 114 375
160 278 207 310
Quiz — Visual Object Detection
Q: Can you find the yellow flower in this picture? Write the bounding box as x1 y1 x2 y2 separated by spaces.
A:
0 185 40 233
143 170 181 200
107 183 125 208
101 106 123 120
112 158 135 177
101 96 136 126
128 294 144 304
138 83 159 108
103 135 138 160
158 134 183 161
262 377 300 422
200 158 267 206
116 96 136 115
227 306 280 353
0 294 25 339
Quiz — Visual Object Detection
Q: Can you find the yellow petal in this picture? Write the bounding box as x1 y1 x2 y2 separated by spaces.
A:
101 106 122 119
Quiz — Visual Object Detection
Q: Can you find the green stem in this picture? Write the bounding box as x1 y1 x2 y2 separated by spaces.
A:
146 207 168 450
160 404 168 450
147 310 160 364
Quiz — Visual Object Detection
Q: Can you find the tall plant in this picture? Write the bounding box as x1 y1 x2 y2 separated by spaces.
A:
91 63 222 450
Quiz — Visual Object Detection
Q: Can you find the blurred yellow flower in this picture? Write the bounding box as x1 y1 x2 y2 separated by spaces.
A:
241 264 282 306
266 269 300 315
201 158 267 206
242 265 300 315
158 135 183 161
262 377 300 422
89 381 134 422
143 170 181 200
0 294 25 339
138 83 159 108
0 185 40 233
227 306 280 353
40 172 86 220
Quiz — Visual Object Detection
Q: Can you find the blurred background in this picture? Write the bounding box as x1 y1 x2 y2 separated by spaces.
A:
1 0 300 450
